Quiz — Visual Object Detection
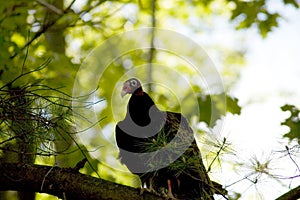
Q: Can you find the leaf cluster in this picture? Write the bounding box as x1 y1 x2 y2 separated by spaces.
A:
281 104 300 144
227 0 299 37
0 63 85 160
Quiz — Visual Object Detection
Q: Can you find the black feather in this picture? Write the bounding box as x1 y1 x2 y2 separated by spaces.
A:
116 86 220 199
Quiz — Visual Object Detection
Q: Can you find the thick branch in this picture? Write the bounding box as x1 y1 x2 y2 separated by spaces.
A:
0 162 163 200
276 185 300 200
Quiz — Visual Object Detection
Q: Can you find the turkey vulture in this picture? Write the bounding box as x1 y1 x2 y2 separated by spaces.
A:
115 78 225 199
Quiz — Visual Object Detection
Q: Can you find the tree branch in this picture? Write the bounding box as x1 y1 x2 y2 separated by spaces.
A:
36 0 64 15
276 185 300 200
0 162 164 200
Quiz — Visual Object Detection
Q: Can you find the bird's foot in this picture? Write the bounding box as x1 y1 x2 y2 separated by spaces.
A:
139 187 156 195
162 179 177 200
162 193 177 200
139 187 146 195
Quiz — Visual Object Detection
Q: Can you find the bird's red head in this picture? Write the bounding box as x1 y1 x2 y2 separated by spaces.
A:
121 78 143 97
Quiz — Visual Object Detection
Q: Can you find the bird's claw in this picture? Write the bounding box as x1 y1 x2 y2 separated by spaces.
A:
139 187 157 195
162 193 177 200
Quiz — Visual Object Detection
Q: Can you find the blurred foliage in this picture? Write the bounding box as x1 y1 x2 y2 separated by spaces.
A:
227 0 298 37
281 104 300 144
0 63 77 160
161 0 299 38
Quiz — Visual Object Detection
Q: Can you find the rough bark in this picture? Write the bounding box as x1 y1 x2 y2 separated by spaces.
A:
276 185 300 200
0 162 164 200
8 85 36 200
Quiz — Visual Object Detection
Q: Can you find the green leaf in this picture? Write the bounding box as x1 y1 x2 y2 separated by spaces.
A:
281 104 300 143
283 0 299 8
198 93 241 127
228 0 283 37
258 13 279 38
226 95 241 115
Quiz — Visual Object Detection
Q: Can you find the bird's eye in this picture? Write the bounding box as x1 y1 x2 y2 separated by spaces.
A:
130 80 137 87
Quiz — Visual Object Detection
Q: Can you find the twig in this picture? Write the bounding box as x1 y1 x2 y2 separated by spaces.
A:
36 0 64 15
22 30 30 74
0 147 53 157
286 146 300 172
65 0 76 11
40 165 55 191
276 174 300 180
0 58 51 90
0 136 20 146
61 128 102 178
207 137 227 173
147 0 156 93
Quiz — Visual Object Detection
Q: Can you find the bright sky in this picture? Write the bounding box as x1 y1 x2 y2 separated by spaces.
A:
218 4 300 199
230 12 300 153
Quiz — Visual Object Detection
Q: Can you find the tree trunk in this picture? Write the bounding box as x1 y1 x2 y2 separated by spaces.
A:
8 87 36 200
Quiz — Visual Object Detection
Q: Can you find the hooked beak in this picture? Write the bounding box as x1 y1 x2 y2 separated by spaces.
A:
121 82 130 98
121 90 127 98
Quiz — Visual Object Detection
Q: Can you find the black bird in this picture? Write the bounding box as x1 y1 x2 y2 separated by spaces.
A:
115 78 223 199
